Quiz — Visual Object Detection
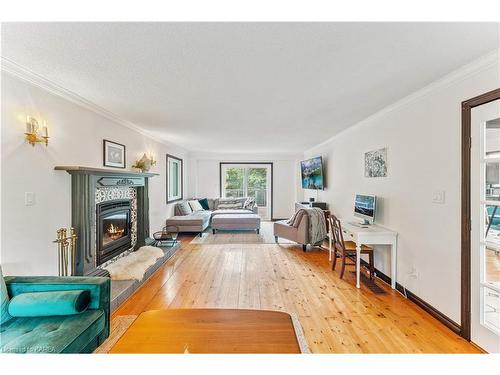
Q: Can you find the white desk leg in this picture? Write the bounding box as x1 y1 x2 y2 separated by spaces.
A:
390 239 397 289
356 244 361 289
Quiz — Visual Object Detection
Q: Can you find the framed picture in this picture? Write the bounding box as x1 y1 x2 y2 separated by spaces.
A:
103 139 126 169
364 147 387 177
167 154 183 203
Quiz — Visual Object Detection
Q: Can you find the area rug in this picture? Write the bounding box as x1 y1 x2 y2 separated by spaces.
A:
94 315 137 353
290 312 311 353
190 221 295 245
94 312 311 353
104 246 164 281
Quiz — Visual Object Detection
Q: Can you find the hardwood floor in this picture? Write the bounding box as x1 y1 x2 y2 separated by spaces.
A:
112 235 480 353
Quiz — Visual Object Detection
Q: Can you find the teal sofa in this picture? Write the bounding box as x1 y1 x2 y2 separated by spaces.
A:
0 275 110 354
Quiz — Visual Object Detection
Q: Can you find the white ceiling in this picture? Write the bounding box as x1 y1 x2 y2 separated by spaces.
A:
1 23 499 153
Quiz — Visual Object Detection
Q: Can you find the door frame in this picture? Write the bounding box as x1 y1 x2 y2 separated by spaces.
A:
461 88 500 340
219 162 274 220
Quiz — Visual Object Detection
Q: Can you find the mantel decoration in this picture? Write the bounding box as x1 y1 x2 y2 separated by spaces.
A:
53 227 77 276
132 153 157 173
25 115 49 146
103 139 126 168
364 147 388 178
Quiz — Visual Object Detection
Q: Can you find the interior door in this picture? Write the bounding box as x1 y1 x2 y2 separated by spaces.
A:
470 99 500 353
221 164 272 219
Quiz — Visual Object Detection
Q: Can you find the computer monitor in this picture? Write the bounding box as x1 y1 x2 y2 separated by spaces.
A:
354 194 376 225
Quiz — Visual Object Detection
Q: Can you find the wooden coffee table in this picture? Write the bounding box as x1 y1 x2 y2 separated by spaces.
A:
110 309 302 353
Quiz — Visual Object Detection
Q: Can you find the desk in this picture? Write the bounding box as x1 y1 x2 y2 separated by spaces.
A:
335 221 398 289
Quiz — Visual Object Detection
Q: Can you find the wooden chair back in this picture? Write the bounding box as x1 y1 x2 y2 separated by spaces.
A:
328 214 346 254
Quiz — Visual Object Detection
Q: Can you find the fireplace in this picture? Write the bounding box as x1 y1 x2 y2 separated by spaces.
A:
96 199 132 266
56 166 157 275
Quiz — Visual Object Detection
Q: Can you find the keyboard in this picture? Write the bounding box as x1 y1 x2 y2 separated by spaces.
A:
348 222 369 228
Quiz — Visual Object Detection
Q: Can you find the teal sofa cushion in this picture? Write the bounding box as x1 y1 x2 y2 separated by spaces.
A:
198 198 210 210
0 266 12 324
5 276 109 311
0 309 104 353
8 290 90 317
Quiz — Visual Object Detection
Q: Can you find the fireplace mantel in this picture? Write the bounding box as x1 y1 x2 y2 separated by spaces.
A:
55 165 158 178
55 165 158 275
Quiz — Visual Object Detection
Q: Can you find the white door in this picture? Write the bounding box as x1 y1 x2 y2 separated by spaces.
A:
471 99 500 353
221 164 272 220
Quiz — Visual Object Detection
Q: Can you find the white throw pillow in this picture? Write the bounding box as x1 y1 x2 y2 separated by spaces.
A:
188 200 204 212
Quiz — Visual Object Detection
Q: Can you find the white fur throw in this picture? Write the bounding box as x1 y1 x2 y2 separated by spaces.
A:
104 246 164 281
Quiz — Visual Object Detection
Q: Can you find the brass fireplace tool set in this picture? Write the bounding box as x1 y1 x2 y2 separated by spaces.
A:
54 227 77 276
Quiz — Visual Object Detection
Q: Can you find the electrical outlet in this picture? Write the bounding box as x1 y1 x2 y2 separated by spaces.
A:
25 192 36 206
408 266 418 278
432 190 445 204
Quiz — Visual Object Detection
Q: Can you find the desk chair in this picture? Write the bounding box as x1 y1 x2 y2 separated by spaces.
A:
328 215 375 280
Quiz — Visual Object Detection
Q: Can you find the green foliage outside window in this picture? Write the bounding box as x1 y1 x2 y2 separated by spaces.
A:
224 167 268 205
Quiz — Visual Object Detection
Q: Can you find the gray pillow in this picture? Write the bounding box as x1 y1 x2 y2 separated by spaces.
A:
217 198 243 209
207 199 216 210
176 201 193 216
217 203 242 209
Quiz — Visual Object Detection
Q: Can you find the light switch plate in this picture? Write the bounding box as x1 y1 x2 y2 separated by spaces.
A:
25 192 36 206
432 190 445 204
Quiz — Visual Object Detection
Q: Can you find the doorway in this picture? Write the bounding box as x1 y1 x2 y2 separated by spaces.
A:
462 88 500 353
220 163 273 220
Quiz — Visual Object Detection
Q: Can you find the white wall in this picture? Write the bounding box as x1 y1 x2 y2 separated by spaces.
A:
1 72 190 276
302 52 500 323
189 152 302 219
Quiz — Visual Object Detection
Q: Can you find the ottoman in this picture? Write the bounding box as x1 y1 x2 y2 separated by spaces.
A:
211 214 261 234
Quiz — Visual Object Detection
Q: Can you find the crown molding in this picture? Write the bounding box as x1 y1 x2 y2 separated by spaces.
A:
189 150 303 160
1 57 189 152
305 48 500 154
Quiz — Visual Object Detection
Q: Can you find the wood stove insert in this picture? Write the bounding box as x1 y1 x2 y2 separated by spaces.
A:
96 199 132 266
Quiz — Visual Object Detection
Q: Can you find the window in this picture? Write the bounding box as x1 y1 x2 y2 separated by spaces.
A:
220 163 272 219
167 154 183 203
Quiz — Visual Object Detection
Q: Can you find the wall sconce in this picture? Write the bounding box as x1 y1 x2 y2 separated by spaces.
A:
25 115 49 146
132 153 157 173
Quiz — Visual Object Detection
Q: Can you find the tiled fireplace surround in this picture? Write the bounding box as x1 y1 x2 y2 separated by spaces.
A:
95 186 137 268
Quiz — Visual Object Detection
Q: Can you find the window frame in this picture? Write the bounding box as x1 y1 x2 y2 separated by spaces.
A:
166 154 183 203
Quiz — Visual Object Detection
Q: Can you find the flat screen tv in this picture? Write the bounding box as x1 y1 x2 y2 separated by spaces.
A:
300 156 324 190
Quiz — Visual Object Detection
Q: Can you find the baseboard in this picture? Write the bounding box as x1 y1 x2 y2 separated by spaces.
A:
360 260 461 335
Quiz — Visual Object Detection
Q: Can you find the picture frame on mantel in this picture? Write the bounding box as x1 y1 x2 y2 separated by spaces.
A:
166 154 183 203
103 139 126 169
